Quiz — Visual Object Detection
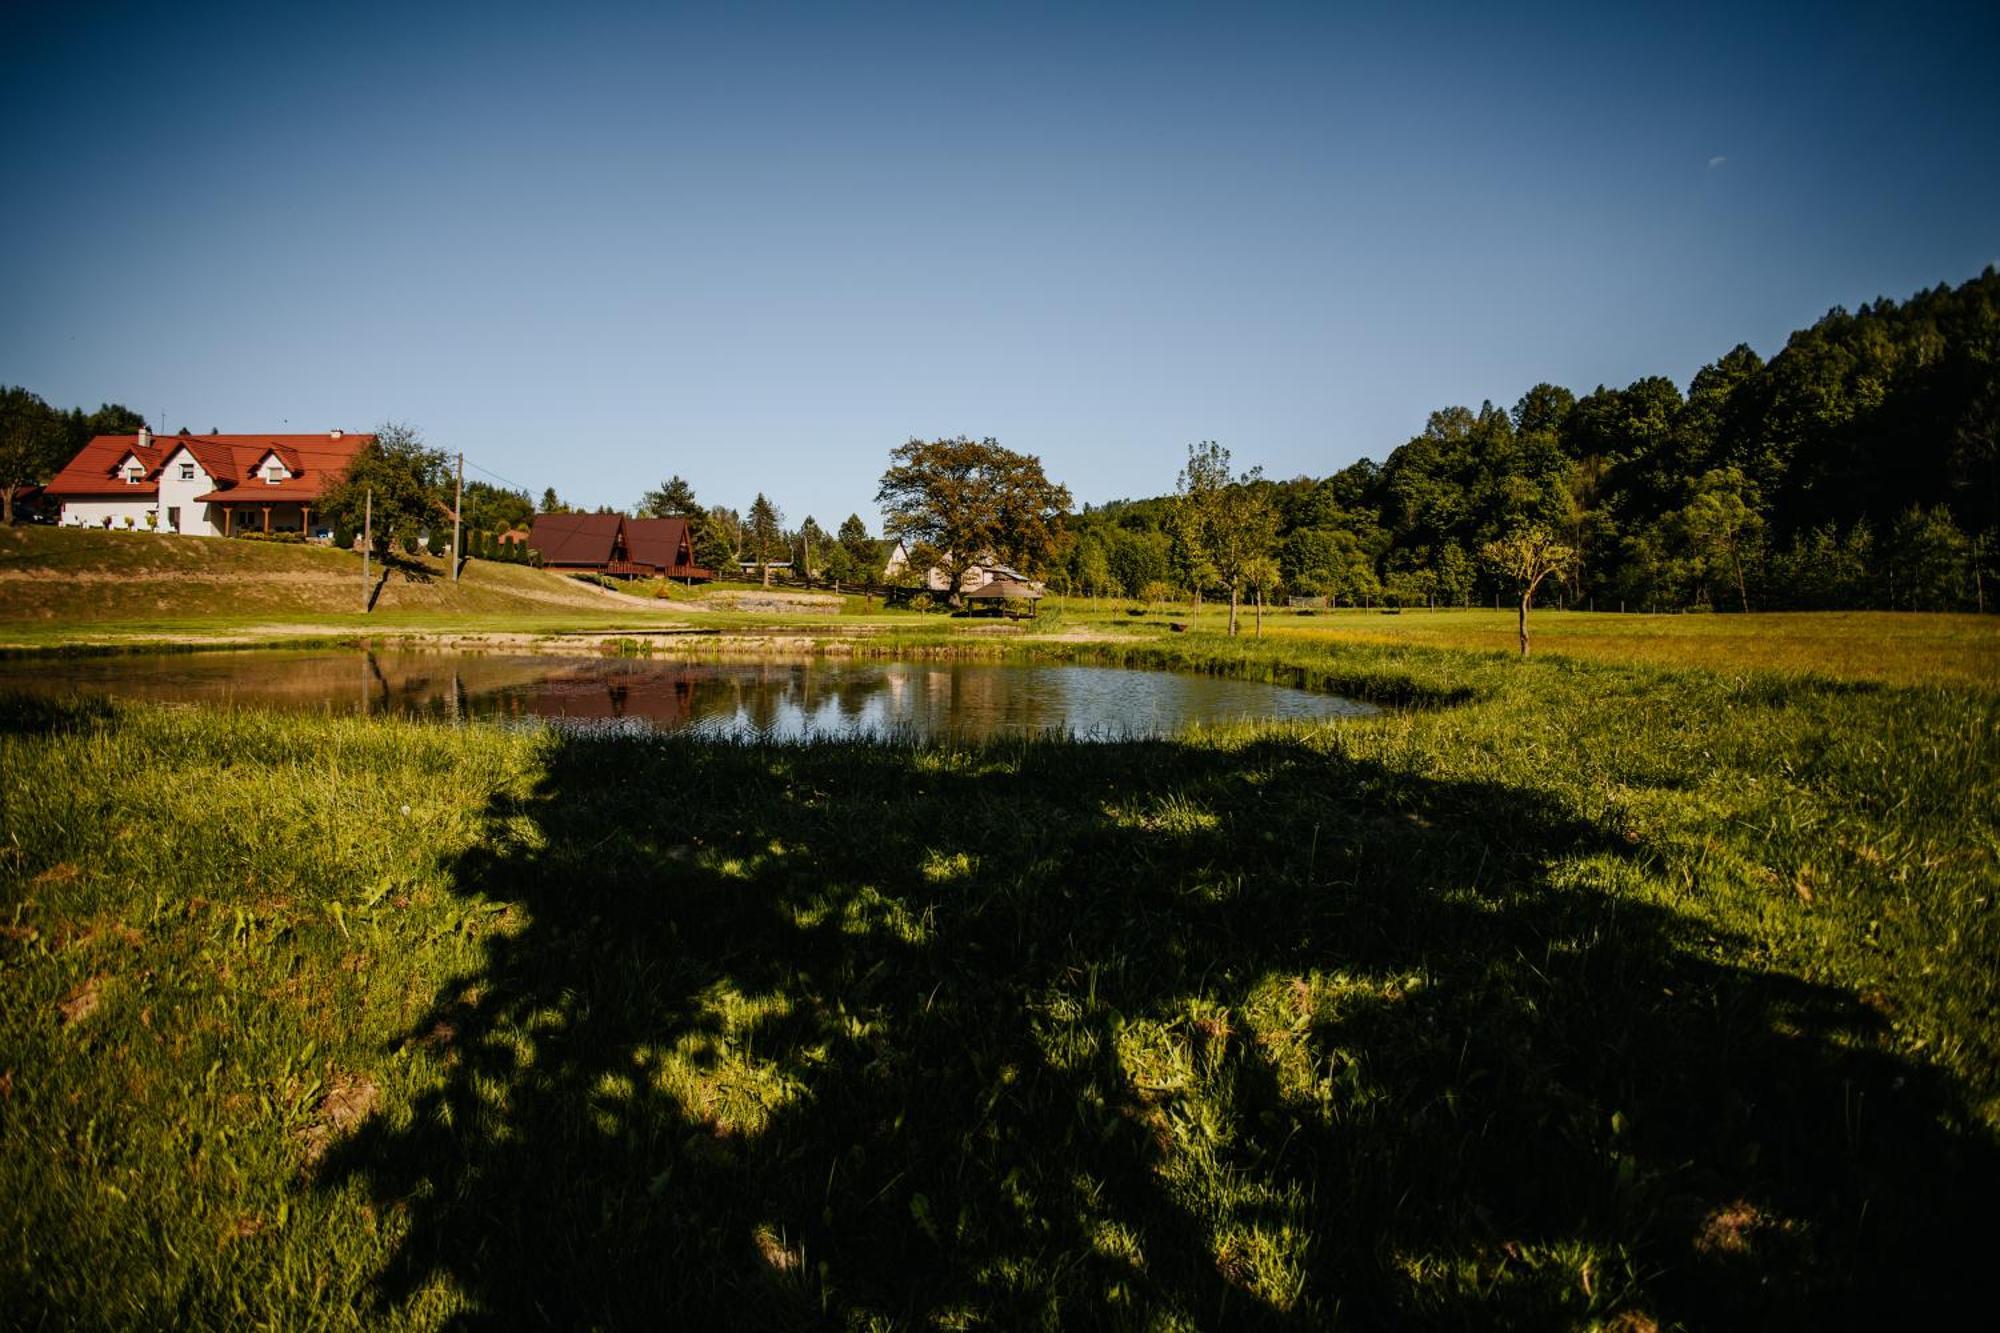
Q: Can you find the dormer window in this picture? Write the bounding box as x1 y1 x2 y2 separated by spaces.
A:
265 463 287 484
125 463 144 484
179 463 195 481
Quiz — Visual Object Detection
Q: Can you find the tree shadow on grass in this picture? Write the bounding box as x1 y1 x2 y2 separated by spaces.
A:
0 692 112 737
323 730 1996 1328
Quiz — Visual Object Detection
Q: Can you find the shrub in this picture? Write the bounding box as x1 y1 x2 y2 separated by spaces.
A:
909 592 933 614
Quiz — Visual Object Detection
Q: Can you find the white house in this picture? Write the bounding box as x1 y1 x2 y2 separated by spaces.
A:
926 549 1037 593
882 541 1042 593
882 539 912 581
44 427 372 537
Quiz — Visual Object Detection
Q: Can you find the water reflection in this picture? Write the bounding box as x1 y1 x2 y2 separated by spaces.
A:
0 651 1375 740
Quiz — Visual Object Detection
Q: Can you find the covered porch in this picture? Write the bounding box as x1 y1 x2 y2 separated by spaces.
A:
210 498 323 539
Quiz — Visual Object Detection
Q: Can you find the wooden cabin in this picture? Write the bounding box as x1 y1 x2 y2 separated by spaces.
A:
528 512 713 580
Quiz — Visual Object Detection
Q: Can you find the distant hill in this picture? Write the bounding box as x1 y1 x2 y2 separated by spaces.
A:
0 527 644 626
1067 267 1998 613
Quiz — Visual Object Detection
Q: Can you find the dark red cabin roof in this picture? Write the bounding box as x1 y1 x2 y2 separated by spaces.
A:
529 512 627 566
625 516 712 577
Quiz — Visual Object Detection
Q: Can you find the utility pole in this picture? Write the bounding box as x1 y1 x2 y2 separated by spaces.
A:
361 488 373 613
452 452 464 582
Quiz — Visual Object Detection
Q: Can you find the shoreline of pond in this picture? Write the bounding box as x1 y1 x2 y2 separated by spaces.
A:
0 647 1383 741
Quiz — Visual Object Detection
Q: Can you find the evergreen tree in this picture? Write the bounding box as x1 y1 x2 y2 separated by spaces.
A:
747 493 783 586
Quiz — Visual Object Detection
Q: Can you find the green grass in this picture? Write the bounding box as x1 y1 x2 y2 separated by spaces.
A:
12 528 1995 691
0 526 685 644
1249 604 2000 689
3 634 1995 1327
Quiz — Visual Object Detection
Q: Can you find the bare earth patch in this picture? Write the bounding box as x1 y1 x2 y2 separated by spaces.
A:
57 976 105 1026
300 1073 382 1167
1694 1199 1797 1261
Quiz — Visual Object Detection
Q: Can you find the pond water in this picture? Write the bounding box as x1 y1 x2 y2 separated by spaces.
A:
0 650 1376 740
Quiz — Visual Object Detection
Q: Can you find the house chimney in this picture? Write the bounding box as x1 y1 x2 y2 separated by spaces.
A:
328 428 343 439
137 425 152 451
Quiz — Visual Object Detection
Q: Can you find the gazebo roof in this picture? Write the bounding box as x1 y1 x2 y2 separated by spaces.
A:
964 577 1044 599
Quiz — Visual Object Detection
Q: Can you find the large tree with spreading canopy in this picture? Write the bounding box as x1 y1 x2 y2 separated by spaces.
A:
876 437 1072 600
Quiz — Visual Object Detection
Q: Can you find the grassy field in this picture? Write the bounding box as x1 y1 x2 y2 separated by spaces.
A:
6 530 1997 691
0 527 682 647
3 628 1996 1327
1249 605 2000 689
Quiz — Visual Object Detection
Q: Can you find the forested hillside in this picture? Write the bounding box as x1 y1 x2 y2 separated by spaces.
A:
1068 269 1998 611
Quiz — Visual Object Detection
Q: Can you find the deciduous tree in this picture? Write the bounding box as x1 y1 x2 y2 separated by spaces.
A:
1482 525 1576 657
1175 442 1276 635
317 424 450 558
0 386 65 525
1671 467 1764 611
1170 443 1225 625
876 437 1071 603
1244 554 1281 637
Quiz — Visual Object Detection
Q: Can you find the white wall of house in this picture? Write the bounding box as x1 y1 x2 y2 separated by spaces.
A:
60 497 156 529
156 448 224 536
883 541 910 580
926 562 1001 593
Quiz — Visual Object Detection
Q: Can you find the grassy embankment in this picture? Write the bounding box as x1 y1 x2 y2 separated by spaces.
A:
0 526 690 649
3 623 1996 1327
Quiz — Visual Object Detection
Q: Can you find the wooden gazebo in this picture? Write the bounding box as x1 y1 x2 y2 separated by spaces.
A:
963 576 1045 617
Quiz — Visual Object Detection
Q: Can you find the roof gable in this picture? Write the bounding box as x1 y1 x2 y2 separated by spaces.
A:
625 516 698 569
530 512 626 565
158 440 232 479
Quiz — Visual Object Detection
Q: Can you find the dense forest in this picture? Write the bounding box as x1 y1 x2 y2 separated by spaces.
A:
1066 269 1999 612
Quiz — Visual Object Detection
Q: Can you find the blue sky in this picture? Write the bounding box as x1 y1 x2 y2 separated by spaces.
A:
4 1 1996 526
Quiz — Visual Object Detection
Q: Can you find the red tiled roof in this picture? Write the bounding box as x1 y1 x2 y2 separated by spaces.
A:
529 512 626 566
44 432 372 500
256 444 305 474
194 480 335 503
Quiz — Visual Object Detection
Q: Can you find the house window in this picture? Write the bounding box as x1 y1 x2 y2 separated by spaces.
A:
265 464 286 484
180 463 195 481
126 466 143 484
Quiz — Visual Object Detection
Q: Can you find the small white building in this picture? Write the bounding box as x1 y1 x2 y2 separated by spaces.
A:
44 427 371 537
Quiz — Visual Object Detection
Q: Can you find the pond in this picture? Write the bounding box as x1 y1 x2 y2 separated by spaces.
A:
0 650 1376 740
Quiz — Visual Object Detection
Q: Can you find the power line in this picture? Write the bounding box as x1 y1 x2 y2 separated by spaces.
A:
461 457 536 495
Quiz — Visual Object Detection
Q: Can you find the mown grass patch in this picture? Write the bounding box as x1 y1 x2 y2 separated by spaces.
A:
1 637 1996 1327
